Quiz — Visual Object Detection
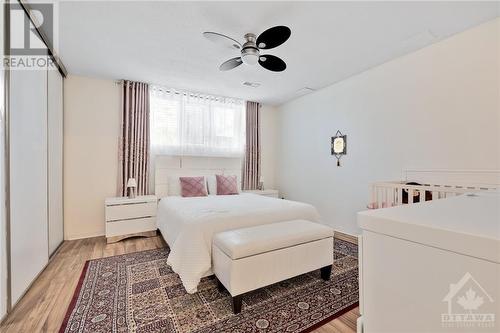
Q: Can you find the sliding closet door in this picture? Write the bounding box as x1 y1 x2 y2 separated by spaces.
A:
47 68 63 255
9 54 49 304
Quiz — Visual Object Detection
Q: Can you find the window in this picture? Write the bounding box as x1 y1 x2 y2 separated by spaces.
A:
150 86 245 157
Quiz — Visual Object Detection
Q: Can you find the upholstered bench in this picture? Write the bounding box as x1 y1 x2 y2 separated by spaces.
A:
212 219 334 314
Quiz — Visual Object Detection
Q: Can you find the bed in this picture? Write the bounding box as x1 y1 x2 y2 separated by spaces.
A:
153 155 322 293
157 193 321 293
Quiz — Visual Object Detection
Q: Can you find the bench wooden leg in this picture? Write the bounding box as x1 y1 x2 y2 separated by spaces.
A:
232 295 242 314
320 265 332 281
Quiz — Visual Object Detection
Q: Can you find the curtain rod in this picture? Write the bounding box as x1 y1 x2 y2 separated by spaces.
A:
115 79 247 103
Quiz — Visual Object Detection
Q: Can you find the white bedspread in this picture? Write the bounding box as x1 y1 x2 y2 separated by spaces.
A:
157 194 321 293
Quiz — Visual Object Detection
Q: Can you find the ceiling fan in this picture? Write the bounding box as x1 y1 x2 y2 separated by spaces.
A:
203 26 291 72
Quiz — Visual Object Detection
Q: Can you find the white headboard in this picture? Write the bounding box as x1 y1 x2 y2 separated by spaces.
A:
154 155 242 197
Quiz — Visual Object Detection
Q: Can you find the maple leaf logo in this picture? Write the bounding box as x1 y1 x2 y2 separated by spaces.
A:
457 288 484 312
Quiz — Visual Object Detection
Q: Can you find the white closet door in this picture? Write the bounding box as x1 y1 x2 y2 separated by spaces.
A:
47 68 64 255
9 60 49 304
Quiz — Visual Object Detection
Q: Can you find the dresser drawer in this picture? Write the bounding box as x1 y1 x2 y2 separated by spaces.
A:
106 201 157 221
106 217 156 237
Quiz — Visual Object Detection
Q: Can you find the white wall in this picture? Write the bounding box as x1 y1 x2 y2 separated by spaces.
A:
64 75 120 240
277 18 500 235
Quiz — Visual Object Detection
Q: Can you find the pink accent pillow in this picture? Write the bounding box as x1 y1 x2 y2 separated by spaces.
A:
216 175 239 195
179 176 208 197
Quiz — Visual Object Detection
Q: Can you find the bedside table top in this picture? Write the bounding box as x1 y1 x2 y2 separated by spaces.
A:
243 189 279 195
105 195 157 206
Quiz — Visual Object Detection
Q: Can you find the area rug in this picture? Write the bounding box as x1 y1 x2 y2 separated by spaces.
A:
60 239 358 333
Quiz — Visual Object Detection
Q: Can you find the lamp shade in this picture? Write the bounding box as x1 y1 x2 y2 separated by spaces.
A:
126 178 137 188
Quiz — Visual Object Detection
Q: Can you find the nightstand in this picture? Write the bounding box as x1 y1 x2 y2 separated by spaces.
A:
243 189 279 198
105 195 158 243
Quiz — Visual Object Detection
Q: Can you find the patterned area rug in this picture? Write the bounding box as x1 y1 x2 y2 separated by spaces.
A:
60 239 358 333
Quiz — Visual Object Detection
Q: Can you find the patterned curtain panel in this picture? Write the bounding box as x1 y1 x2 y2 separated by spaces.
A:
242 101 261 190
118 80 150 196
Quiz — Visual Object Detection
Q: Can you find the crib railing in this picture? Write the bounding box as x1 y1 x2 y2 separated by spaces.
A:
368 181 498 209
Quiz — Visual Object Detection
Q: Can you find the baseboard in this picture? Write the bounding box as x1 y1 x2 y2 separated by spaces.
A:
334 230 359 244
65 232 105 241
68 231 359 244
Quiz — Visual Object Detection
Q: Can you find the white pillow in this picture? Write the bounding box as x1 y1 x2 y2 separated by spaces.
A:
206 175 217 195
167 176 182 196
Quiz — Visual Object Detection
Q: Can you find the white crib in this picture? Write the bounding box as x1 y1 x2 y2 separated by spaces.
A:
369 169 500 209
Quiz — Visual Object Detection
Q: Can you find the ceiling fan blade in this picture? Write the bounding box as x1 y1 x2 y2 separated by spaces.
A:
258 55 286 72
256 26 291 49
220 57 243 71
203 32 241 50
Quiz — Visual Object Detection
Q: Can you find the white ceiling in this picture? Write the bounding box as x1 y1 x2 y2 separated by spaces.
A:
58 1 499 105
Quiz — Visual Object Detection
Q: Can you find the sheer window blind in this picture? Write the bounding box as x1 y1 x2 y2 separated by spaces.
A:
150 86 245 157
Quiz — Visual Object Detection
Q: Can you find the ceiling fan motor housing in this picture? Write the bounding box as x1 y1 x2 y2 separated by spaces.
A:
241 33 260 65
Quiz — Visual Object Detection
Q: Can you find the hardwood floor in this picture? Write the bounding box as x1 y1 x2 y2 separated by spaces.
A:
0 236 359 333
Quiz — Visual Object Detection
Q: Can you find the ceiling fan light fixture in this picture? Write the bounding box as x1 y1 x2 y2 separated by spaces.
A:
241 47 260 65
242 53 259 65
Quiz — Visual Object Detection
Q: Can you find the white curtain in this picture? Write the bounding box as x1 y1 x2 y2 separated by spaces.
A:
150 86 246 157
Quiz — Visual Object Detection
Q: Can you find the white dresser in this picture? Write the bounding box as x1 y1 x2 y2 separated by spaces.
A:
357 192 500 333
105 195 158 243
243 189 279 198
